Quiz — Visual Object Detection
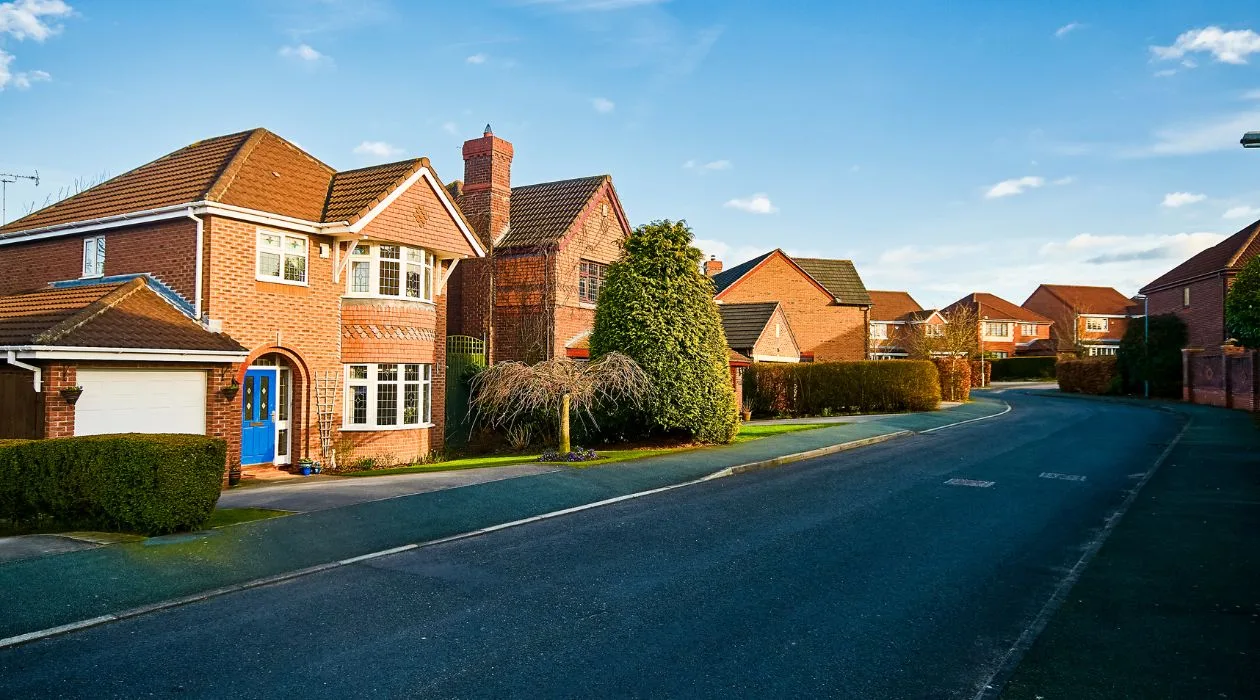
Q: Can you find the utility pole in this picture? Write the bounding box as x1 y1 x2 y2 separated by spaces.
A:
0 171 40 225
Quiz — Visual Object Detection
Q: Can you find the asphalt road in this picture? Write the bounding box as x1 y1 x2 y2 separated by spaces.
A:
0 392 1182 699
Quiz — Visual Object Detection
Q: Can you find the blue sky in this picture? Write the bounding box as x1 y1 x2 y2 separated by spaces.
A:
2 0 1259 308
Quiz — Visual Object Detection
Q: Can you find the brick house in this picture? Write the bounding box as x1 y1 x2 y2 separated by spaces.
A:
1139 218 1260 349
718 302 801 363
0 128 484 473
445 127 632 364
1022 284 1141 357
941 292 1053 358
866 290 948 359
709 249 872 361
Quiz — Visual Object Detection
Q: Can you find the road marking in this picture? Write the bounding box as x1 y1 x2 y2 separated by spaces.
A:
920 399 1012 434
945 478 995 488
1039 472 1086 482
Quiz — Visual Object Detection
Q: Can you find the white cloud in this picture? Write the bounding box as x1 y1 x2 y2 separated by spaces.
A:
1153 68 1178 78
1161 191 1207 208
724 193 778 214
518 0 669 11
0 0 72 41
1055 22 1081 38
1242 88 1260 100
279 43 327 62
877 244 981 266
1039 231 1226 264
6 64 47 89
984 176 1045 199
591 97 615 113
353 140 403 158
442 121 459 136
466 53 487 64
1152 26 1260 65
1223 205 1260 220
1052 176 1075 186
1133 110 1260 156
683 159 731 172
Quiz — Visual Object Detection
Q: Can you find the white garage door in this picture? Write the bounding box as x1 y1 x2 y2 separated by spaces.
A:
74 369 207 436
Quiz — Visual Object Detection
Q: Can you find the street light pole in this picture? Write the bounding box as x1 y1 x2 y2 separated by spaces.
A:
1141 295 1149 399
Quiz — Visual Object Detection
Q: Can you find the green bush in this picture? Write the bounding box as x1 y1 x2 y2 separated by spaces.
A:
0 434 226 535
1226 255 1260 348
1057 358 1118 395
746 361 940 417
932 357 971 402
590 219 738 444
1116 314 1188 398
990 357 1057 381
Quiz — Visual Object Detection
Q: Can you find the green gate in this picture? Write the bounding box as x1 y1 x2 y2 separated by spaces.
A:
445 335 487 446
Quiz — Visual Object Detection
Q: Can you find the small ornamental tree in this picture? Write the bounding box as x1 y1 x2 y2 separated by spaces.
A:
1226 255 1260 348
590 219 739 444
1116 313 1188 398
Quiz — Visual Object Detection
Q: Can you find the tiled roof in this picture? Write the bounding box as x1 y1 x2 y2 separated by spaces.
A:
1031 284 1135 316
718 302 780 350
711 251 773 294
905 308 940 323
0 129 434 236
0 278 245 351
943 292 1054 324
868 290 923 321
728 349 753 365
1141 219 1260 292
499 175 609 249
792 258 873 306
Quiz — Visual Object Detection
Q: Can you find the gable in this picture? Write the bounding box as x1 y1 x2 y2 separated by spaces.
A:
752 305 801 359
1143 220 1260 292
719 302 780 349
212 130 335 221
715 251 834 303
357 168 481 258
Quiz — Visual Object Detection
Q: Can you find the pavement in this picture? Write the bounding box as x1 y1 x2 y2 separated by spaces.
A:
0 391 1197 698
0 397 1004 646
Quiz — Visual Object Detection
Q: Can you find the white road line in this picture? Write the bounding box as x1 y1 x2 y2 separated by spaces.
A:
921 400 1012 433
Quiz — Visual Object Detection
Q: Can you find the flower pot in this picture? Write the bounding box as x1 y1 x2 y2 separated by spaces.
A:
227 466 242 487
741 410 752 422
60 387 83 406
300 466 312 476
220 383 240 399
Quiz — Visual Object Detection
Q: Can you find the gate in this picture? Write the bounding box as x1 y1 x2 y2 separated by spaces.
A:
445 335 487 445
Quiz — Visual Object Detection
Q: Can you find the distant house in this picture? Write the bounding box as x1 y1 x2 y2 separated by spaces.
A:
708 249 872 361
718 302 801 363
867 291 947 359
1139 219 1260 349
446 126 632 364
941 292 1053 358
1022 284 1141 357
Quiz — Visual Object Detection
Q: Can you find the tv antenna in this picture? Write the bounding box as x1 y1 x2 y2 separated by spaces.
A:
0 170 40 225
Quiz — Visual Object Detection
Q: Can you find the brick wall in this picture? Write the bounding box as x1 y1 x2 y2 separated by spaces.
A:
1184 347 1258 411
0 218 198 299
717 254 868 362
1146 273 1234 349
751 306 801 360
549 188 626 357
40 362 77 438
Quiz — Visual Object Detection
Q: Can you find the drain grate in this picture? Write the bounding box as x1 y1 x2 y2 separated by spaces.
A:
1039 472 1086 482
945 478 995 488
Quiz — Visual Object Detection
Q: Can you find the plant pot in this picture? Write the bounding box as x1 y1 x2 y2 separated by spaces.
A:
300 466 312 476
741 410 752 422
227 466 242 487
60 387 83 405
220 383 240 399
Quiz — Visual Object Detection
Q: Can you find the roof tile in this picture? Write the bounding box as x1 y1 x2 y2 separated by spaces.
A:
1142 219 1260 291
499 175 608 249
943 292 1053 324
718 302 780 350
868 290 923 321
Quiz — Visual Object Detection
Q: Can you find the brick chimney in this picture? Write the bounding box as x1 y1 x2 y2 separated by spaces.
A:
461 124 513 247
704 255 723 277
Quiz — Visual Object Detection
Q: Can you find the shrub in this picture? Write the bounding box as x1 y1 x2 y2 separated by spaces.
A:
590 219 738 444
990 357 1057 381
745 361 940 416
1116 314 1188 398
932 357 971 402
0 434 225 535
969 359 992 388
1226 255 1260 348
1057 358 1118 395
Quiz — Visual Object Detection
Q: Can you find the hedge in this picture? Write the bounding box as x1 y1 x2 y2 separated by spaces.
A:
0 434 226 535
745 361 940 417
1116 314 1188 398
1057 358 1119 395
932 357 971 402
990 357 1057 381
969 360 992 388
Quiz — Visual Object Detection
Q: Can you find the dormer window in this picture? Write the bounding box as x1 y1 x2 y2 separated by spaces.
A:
82 236 105 277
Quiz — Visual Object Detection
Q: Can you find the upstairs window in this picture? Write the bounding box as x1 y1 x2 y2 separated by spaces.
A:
1019 323 1038 336
346 243 436 301
257 231 307 284
983 322 1011 338
82 236 105 278
1183 287 1191 308
1085 317 1108 332
870 323 889 340
579 260 606 305
924 324 945 337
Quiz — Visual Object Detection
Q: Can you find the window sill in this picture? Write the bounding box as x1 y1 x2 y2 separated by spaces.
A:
578 301 597 310
256 276 309 288
343 294 436 306
340 423 436 432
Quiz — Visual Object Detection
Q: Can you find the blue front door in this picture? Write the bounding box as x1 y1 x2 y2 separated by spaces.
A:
241 368 277 465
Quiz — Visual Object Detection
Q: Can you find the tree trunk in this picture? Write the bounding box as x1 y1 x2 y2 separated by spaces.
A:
559 392 571 454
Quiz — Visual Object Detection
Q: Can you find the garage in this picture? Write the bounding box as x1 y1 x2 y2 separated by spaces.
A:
74 369 208 436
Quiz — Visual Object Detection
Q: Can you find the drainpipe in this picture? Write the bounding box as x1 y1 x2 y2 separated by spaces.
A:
186 208 204 320
6 350 41 392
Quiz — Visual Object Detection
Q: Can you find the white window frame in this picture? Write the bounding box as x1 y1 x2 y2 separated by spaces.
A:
342 362 433 430
344 242 436 302
870 323 889 340
578 260 606 305
1019 323 1037 336
256 230 309 286
82 236 105 278
924 324 945 338
1183 287 1191 308
983 322 1012 339
1084 317 1108 332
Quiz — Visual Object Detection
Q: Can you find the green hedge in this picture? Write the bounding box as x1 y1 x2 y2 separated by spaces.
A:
0 434 226 535
932 357 971 402
969 360 992 388
745 361 940 417
1057 358 1119 395
990 357 1057 381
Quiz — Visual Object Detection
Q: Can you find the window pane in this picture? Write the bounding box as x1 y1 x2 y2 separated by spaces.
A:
379 245 400 259
423 377 432 423
404 383 419 425
349 365 368 380
242 377 255 421
259 233 280 249
351 386 367 424
405 364 420 381
377 383 397 425
95 238 105 275
284 254 306 282
351 260 370 293
286 236 306 254
83 239 95 276
380 260 400 296
406 265 422 298
377 364 397 382
353 244 369 256
278 371 289 421
406 248 422 263
277 429 289 457
259 375 271 419
259 252 281 278
423 261 433 300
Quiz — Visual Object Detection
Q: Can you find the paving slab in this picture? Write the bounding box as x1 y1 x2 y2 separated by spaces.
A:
0 535 101 564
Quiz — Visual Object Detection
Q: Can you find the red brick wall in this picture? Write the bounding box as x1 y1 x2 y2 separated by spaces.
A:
0 218 198 299
40 362 77 438
716 254 868 362
1146 274 1233 348
750 306 800 360
1184 347 1258 410
493 252 550 363
357 173 478 258
550 187 627 358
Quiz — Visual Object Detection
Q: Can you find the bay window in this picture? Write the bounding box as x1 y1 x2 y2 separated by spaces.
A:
257 231 308 284
346 243 436 301
344 363 433 429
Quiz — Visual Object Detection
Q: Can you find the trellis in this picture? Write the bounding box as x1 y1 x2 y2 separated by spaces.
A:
314 371 340 469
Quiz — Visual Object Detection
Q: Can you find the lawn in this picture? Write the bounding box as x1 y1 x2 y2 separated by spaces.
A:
339 422 832 477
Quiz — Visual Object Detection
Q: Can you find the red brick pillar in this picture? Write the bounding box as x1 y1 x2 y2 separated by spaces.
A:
41 362 77 438
1181 348 1196 403
206 364 243 470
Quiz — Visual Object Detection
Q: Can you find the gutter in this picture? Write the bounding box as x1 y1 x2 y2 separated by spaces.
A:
5 350 41 392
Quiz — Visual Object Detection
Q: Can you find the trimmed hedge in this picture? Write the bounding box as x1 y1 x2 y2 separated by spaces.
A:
1116 314 1188 398
932 357 971 402
1057 358 1119 395
990 357 1057 381
0 434 226 535
969 360 992 388
745 361 940 417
